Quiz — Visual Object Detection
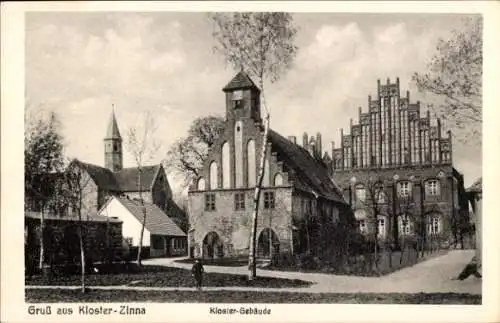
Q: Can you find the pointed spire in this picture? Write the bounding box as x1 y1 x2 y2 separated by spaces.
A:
106 104 122 140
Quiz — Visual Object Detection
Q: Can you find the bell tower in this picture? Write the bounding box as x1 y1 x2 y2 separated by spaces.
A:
222 71 261 123
104 105 123 172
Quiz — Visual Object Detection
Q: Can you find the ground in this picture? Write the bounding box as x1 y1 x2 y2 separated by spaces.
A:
26 250 481 303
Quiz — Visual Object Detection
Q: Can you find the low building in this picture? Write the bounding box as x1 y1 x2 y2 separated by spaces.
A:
99 196 187 257
25 211 124 269
188 72 356 264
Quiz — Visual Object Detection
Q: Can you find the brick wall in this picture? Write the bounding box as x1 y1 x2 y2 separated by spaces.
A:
333 164 464 247
188 187 293 258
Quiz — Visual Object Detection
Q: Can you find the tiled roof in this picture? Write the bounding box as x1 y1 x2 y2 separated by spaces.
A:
78 161 119 191
116 197 186 236
25 211 122 223
74 160 161 192
267 129 346 204
467 177 482 193
114 165 161 192
222 71 259 92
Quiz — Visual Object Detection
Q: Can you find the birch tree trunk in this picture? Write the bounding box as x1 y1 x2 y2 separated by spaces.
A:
248 113 270 280
39 206 45 271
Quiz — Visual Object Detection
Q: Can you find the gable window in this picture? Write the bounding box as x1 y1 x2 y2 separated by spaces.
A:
234 192 245 211
429 217 440 234
425 180 440 197
398 181 412 198
232 90 243 108
205 193 216 211
355 185 366 203
264 191 275 209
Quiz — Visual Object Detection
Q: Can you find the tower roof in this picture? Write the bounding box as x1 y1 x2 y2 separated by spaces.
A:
105 107 121 140
222 71 260 92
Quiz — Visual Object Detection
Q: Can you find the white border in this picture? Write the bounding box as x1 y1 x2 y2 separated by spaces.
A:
2 2 499 322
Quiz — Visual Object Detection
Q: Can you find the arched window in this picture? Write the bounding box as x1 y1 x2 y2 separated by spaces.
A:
247 139 256 187
263 158 270 187
377 215 386 237
274 173 283 186
397 181 412 198
234 121 243 188
197 178 206 191
221 142 230 188
209 161 218 189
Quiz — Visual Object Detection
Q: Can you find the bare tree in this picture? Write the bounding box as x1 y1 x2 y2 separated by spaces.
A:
413 16 482 141
165 115 225 189
126 110 161 266
210 12 298 280
64 160 92 293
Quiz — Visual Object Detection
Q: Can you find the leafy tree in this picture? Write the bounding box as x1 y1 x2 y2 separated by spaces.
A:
24 110 64 271
165 115 225 189
126 110 161 266
210 12 298 279
412 17 482 140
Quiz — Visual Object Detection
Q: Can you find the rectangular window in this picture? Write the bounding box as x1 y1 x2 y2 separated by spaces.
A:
234 192 245 211
429 217 440 234
398 181 412 198
232 90 243 108
425 180 440 196
264 191 275 209
204 193 216 211
400 218 411 235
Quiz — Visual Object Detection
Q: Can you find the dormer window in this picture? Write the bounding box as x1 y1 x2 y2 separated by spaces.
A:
232 90 243 109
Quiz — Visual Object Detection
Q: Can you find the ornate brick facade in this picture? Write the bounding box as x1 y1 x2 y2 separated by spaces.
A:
330 78 468 248
188 72 355 263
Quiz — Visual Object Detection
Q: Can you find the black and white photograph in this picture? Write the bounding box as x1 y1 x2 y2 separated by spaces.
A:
2 1 500 322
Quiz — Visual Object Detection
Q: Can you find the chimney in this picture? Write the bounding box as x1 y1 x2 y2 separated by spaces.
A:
302 132 309 150
340 128 344 148
368 95 372 107
377 79 381 95
406 90 410 101
316 132 322 157
387 77 390 85
358 106 362 117
288 136 297 145
331 141 335 162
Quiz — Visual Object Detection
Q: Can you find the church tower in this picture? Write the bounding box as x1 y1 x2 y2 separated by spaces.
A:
222 71 261 123
104 106 123 172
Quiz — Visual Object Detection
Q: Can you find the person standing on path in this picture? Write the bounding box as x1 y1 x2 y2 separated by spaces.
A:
191 259 204 291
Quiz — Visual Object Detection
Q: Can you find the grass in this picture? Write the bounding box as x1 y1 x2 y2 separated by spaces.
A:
25 264 311 288
25 289 481 304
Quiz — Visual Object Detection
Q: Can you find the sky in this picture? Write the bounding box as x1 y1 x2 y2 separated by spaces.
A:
25 12 482 192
